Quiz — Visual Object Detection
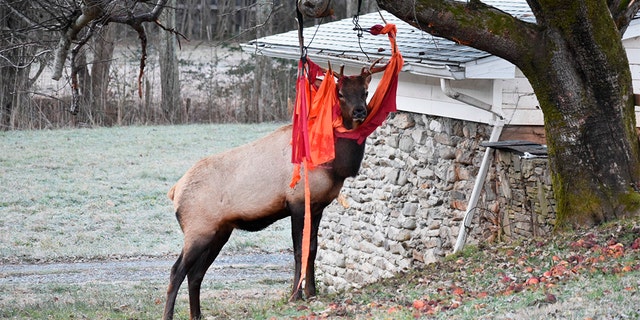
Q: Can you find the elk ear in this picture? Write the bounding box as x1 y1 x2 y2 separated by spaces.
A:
361 67 372 86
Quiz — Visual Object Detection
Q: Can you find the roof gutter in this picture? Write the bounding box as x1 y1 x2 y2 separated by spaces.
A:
439 78 505 254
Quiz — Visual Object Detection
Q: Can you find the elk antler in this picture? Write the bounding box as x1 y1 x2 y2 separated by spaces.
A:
368 57 388 74
320 62 343 79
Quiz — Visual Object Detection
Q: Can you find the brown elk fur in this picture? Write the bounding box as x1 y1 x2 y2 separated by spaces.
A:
163 68 373 320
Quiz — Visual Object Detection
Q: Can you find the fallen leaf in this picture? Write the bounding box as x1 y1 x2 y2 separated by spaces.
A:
412 299 426 310
545 293 557 304
387 306 400 314
514 284 524 293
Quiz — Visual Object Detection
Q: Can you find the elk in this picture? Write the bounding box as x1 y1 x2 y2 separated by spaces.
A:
162 64 381 320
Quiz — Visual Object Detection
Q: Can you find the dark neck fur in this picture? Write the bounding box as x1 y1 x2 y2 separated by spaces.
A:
331 137 366 179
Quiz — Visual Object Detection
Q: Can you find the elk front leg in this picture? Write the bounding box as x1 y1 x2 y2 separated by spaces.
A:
304 210 324 298
290 202 326 301
290 202 305 301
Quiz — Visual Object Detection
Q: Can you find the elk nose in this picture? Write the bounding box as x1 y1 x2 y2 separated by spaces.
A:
353 107 367 121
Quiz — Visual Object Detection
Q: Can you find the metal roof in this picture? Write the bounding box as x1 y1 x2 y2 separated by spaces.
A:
243 11 488 73
242 1 537 78
242 1 638 79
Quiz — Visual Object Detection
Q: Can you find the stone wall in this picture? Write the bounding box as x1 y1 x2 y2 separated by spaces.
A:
316 111 557 293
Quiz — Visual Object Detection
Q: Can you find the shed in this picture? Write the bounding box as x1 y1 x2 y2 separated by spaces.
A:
241 1 640 143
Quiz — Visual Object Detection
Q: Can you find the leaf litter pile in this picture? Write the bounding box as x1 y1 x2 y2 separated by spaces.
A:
272 217 640 319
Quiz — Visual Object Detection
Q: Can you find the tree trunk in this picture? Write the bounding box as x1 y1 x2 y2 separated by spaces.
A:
200 0 211 39
91 26 116 125
158 0 182 123
520 3 640 227
0 2 33 130
252 0 274 123
377 0 640 227
215 0 233 40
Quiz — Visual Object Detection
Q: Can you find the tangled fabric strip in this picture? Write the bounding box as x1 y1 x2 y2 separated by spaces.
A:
290 23 404 292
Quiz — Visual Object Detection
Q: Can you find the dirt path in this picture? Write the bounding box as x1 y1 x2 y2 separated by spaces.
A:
0 253 292 286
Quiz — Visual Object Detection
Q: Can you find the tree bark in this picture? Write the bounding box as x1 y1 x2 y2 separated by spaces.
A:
522 1 640 226
0 1 34 130
252 0 275 123
90 26 116 125
377 0 640 227
158 0 182 123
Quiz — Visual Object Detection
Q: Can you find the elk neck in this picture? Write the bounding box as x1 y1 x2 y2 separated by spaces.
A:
330 136 366 179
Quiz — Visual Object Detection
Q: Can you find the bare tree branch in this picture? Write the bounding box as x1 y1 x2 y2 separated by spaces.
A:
51 2 102 80
376 0 541 67
608 0 640 35
48 0 175 114
224 2 283 44
1 0 40 29
51 0 170 81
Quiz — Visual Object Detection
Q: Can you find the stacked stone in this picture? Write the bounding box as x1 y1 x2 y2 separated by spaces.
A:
316 111 557 293
493 150 555 240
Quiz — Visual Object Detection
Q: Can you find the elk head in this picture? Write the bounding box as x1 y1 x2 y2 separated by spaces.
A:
338 69 371 130
336 58 386 130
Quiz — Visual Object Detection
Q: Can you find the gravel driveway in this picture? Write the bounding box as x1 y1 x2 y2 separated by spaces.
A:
0 253 292 286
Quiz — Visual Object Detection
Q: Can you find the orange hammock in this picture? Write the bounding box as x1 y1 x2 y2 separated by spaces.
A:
290 23 403 292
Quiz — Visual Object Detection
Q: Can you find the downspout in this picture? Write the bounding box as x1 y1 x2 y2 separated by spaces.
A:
453 118 503 253
438 78 504 254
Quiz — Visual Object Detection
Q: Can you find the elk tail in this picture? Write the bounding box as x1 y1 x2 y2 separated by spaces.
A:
167 185 177 201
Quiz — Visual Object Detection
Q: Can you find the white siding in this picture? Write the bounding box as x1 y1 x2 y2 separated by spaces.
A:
499 70 542 125
626 37 640 95
386 73 499 124
350 34 640 127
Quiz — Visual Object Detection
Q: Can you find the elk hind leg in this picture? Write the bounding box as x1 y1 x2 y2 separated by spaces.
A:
164 237 213 320
163 251 185 320
186 228 232 320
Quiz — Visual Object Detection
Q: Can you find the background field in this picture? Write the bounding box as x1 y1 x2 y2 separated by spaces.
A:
0 123 291 263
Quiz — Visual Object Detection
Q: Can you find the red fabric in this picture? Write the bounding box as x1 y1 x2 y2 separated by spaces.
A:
308 68 337 166
295 157 311 291
334 23 404 144
290 62 311 165
289 23 404 293
290 59 335 187
369 24 384 35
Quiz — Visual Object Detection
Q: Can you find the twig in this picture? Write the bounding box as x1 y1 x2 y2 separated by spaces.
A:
154 19 189 49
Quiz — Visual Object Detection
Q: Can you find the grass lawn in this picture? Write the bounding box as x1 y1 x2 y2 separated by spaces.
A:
0 123 291 263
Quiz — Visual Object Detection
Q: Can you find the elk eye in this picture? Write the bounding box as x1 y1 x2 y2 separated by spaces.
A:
338 92 344 99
